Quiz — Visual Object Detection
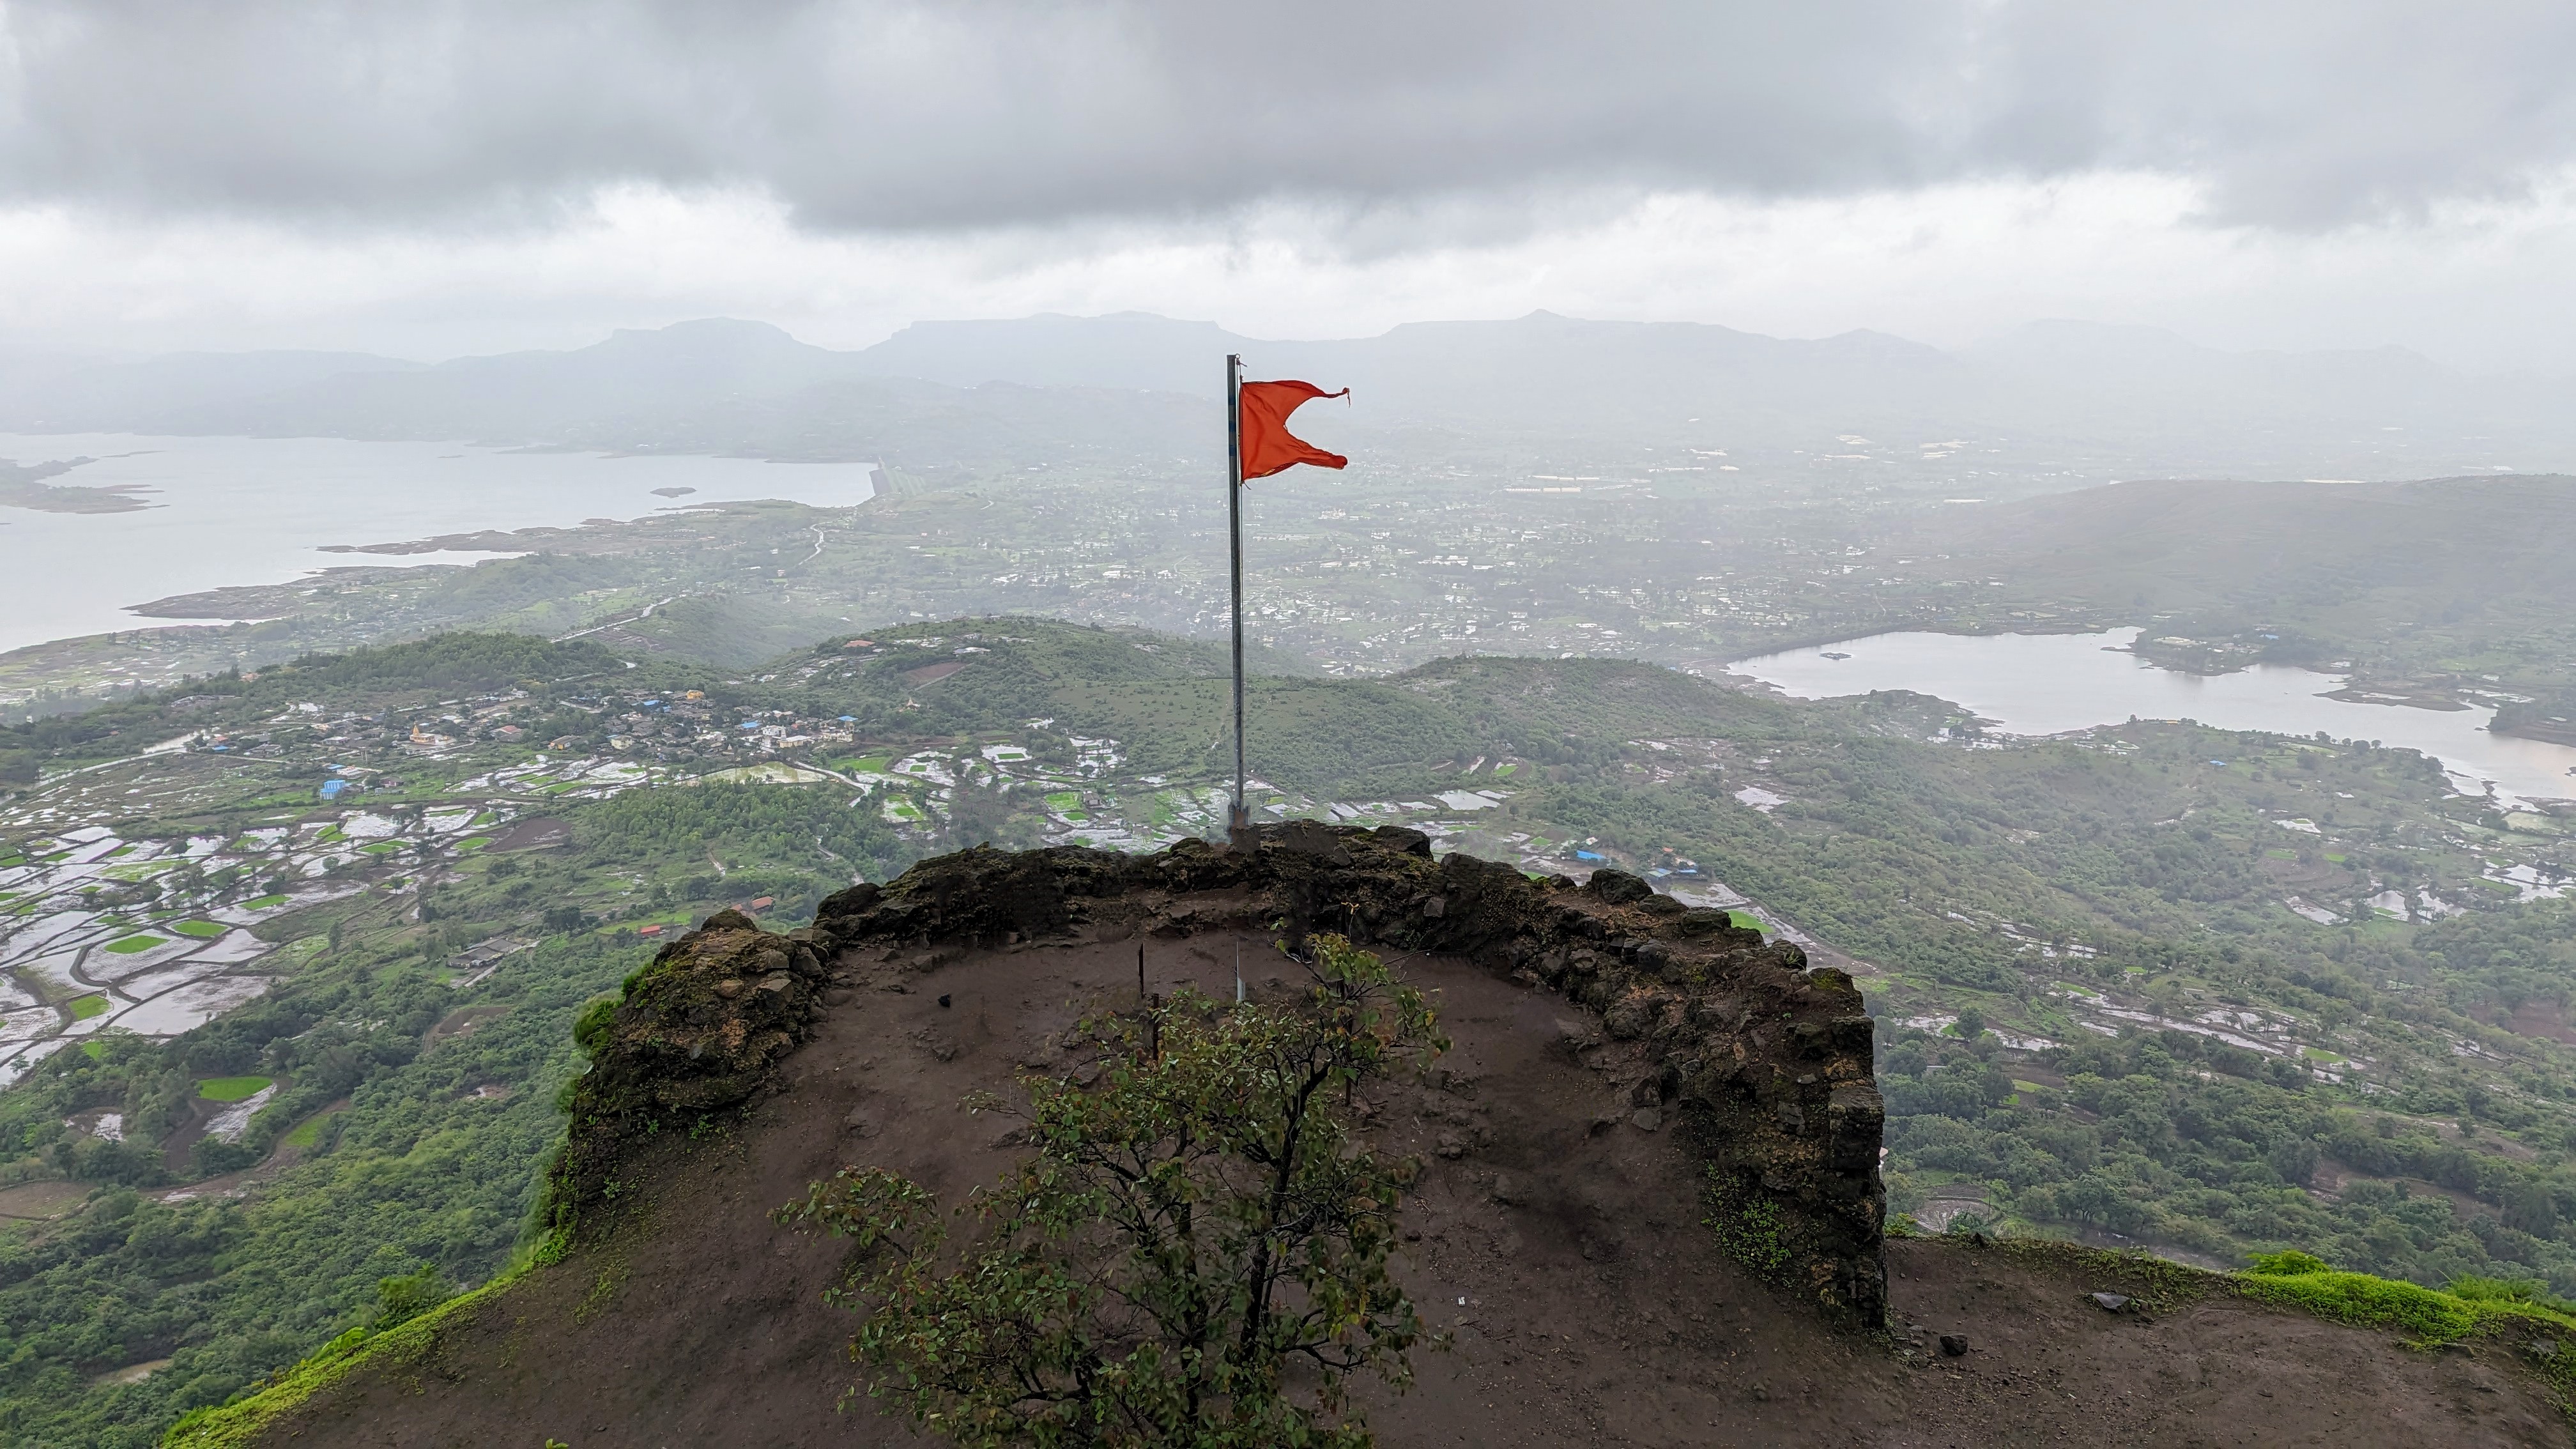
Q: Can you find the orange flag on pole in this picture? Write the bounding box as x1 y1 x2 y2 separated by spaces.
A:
1238 379 1349 480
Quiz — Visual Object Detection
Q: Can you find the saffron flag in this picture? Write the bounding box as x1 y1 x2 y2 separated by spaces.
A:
1238 379 1349 480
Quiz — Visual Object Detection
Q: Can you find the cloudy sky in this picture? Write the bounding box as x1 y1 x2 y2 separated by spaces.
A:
4 0 2575 367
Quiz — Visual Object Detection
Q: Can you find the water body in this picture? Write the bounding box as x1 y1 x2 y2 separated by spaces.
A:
0 433 880 654
1733 627 2576 806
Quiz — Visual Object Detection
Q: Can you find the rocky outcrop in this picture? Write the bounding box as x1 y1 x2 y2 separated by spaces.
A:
546 908 834 1223
814 825 1889 1324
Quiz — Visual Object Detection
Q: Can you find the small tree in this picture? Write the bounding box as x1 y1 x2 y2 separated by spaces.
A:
779 934 1446 1448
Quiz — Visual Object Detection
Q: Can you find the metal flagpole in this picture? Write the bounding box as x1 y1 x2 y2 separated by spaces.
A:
1227 353 1250 840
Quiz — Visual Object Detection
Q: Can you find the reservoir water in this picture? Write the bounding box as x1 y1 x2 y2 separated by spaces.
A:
0 433 880 654
1732 627 2576 807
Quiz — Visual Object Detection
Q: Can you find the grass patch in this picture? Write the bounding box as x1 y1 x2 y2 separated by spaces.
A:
2228 1252 2576 1349
356 842 398 855
241 894 289 910
103 934 168 954
162 1261 532 1449
1726 909 1767 932
197 1075 273 1103
81 1041 107 1061
171 919 227 939
456 836 492 851
282 1111 335 1150
2301 1046 2348 1064
100 861 180 882
68 995 109 1021
1934 1236 2576 1364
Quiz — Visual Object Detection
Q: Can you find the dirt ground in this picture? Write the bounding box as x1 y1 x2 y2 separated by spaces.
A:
0 1179 89 1222
249 928 2570 1448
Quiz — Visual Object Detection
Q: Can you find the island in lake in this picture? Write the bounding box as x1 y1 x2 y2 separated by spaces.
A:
0 457 155 514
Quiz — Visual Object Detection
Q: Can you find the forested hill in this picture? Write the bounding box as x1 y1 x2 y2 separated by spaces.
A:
1917 473 2576 684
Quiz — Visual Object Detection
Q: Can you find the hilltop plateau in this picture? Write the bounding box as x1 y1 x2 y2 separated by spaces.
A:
183 833 2566 1447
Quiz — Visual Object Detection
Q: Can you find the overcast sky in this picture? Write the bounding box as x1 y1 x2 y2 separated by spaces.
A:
4 1 2576 368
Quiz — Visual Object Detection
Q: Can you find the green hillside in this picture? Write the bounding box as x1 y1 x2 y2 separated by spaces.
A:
2 621 2575 1443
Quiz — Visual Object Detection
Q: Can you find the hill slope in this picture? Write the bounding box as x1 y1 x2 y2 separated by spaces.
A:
189 834 2566 1448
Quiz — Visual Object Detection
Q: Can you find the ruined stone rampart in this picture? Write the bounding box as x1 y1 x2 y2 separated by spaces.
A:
554 825 1887 1323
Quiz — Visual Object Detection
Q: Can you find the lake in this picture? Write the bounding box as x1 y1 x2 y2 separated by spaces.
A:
0 433 880 654
1731 627 2576 807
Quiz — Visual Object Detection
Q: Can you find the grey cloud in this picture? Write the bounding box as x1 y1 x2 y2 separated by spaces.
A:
2 1 2572 232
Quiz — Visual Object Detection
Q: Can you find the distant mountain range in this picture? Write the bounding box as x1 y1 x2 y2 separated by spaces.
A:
4 312 2568 477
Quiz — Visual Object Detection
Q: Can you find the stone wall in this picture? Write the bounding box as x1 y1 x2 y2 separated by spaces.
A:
556 824 1887 1323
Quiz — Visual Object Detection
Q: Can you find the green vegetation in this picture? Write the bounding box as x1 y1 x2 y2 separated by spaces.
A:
67 994 109 1021
280 1113 332 1151
1878 1018 2576 1293
778 935 1443 1448
171 920 227 939
5 632 625 769
0 923 640 1446
0 627 991 1445
162 1264 526 1449
2235 1248 2576 1348
3 618 2574 1443
104 934 167 954
1702 1169 1795 1279
1921 477 2576 708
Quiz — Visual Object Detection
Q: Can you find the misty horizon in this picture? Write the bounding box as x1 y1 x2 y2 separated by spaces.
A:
8 307 2533 379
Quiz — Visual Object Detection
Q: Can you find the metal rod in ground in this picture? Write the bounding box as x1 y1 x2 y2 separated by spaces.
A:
1226 351 1248 839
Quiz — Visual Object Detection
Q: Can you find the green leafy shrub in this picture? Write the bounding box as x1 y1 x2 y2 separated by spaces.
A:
372 1265 453 1330
570 995 619 1057
2234 1250 2576 1346
1704 1186 1796 1280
